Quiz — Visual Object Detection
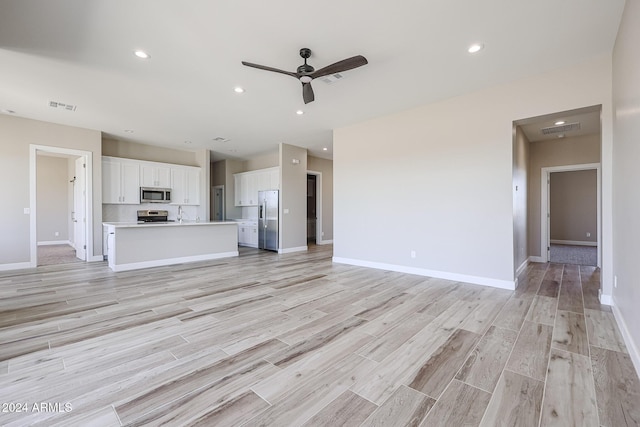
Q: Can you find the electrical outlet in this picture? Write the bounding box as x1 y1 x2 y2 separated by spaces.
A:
54 231 59 237
614 275 618 288
410 250 416 259
586 232 591 237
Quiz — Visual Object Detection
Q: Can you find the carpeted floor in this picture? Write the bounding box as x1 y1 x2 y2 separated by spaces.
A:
37 244 82 266
550 244 597 266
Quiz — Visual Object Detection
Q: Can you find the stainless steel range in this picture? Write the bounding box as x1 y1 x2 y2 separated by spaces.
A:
137 209 171 223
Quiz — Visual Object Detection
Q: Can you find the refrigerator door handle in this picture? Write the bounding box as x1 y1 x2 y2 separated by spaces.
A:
263 201 268 228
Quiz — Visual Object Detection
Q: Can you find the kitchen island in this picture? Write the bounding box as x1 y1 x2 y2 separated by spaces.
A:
103 221 238 272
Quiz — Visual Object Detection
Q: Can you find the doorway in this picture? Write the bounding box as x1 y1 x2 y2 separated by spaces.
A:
541 164 601 266
29 145 94 267
307 174 317 243
211 185 225 221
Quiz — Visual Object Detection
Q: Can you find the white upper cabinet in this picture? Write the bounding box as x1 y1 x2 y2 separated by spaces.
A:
140 164 171 188
171 167 200 205
102 158 140 204
233 167 280 206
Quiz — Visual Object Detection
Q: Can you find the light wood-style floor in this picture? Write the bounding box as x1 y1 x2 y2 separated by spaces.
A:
1 245 639 426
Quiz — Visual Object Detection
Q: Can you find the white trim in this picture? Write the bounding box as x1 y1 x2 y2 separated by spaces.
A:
528 256 545 263
38 240 72 246
550 239 597 247
540 163 601 266
332 257 516 290
88 255 104 262
317 239 334 245
611 298 640 380
110 251 238 272
30 145 95 267
599 293 613 306
515 258 529 278
0 262 33 272
278 246 308 254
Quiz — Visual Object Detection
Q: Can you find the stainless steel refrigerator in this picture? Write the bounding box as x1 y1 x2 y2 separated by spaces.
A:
258 190 279 251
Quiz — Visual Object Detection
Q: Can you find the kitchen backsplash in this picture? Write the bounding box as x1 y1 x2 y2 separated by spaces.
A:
103 203 200 222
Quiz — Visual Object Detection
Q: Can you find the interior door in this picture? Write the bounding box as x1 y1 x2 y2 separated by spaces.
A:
73 157 86 261
211 186 224 221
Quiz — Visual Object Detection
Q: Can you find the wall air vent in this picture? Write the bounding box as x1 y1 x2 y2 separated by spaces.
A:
320 73 344 85
49 101 77 111
540 122 580 135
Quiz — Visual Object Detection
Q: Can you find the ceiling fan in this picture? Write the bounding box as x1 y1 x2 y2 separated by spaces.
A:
241 48 368 104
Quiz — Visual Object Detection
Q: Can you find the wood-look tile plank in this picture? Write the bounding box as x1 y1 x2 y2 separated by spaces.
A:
407 328 480 398
189 391 270 427
418 380 491 427
479 370 544 427
590 345 640 427
537 263 563 298
459 295 509 335
584 308 627 353
360 385 435 427
506 320 553 381
580 266 611 312
493 297 533 331
552 310 589 356
558 264 584 314
301 390 377 427
525 295 557 326
455 325 518 393
540 348 599 427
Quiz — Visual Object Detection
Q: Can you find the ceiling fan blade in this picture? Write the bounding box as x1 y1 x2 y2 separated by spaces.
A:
241 61 297 78
310 55 368 79
302 82 315 104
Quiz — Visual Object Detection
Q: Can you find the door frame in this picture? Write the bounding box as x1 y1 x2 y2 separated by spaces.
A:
540 162 601 266
29 145 94 267
306 170 323 244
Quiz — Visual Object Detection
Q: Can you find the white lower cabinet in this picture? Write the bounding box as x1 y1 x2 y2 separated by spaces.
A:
237 220 258 247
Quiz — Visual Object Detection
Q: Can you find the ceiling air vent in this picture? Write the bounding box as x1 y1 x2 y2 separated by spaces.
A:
320 73 344 85
49 101 77 111
540 122 580 135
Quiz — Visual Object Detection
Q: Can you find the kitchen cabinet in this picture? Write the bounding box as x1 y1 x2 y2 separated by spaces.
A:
140 164 171 188
171 167 200 205
234 167 279 206
237 220 258 247
102 157 140 204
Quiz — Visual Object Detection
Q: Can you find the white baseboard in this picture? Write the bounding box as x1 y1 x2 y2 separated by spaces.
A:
332 257 515 290
37 240 71 246
515 259 529 277
110 251 238 272
550 239 597 247
317 240 333 245
88 255 104 262
0 261 34 271
528 256 545 263
611 297 640 381
278 246 308 254
599 292 613 306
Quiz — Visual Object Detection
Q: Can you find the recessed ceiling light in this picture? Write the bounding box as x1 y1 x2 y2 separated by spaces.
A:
184 140 192 144
557 134 565 138
134 50 150 59
322 147 328 151
554 120 566 125
124 129 134 133
467 43 484 54
296 110 304 115
234 87 245 93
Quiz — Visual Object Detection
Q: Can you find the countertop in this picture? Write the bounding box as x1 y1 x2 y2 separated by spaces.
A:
103 220 237 228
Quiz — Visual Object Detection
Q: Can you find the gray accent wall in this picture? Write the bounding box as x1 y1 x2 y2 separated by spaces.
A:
279 143 307 251
308 155 333 242
612 0 640 373
550 170 597 243
36 155 70 243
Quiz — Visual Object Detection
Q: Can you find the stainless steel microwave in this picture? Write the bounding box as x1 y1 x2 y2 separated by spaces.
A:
140 187 171 203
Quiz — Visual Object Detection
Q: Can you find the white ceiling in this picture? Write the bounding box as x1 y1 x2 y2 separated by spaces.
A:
0 0 625 161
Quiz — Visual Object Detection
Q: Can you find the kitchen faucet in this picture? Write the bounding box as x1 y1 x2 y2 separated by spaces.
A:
177 205 183 223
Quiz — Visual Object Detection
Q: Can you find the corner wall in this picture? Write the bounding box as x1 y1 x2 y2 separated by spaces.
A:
279 143 307 252
334 55 613 289
612 0 640 375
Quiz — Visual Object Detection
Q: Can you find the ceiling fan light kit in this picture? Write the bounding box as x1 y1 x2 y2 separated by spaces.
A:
242 48 367 104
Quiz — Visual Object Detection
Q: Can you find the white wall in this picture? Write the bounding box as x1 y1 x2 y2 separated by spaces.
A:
612 0 640 374
0 115 102 268
334 55 613 289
